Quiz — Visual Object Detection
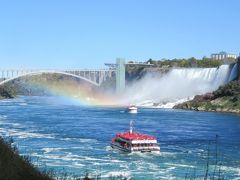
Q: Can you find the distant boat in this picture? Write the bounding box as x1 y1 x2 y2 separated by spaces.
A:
111 121 160 153
127 105 138 114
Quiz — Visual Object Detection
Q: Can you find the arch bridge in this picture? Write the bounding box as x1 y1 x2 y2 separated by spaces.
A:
0 69 115 86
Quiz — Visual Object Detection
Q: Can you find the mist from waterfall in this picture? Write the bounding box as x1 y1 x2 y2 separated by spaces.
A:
120 64 237 108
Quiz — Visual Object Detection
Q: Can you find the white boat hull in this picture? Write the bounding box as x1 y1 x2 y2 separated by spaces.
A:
111 142 160 153
128 109 138 114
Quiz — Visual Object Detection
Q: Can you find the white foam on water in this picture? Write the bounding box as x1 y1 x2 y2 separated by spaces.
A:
42 147 66 153
128 151 160 159
16 131 55 139
42 154 76 161
0 105 17 108
131 162 177 179
45 162 85 168
59 137 71 141
31 152 43 157
42 146 88 154
80 156 117 162
0 121 22 127
60 137 97 144
18 103 28 106
79 138 98 143
212 165 240 177
131 164 176 178
157 151 178 157
102 171 131 179
0 115 7 119
0 127 55 139
105 145 113 151
0 100 12 103
164 162 195 168
40 152 126 166
107 159 125 163
72 162 85 167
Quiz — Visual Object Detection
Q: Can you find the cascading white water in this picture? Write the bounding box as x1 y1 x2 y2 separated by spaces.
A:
120 64 238 108
228 64 238 81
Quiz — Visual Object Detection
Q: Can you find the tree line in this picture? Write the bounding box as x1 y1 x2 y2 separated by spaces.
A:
146 57 235 68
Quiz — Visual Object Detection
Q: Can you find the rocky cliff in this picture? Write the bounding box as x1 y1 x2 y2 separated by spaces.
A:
174 79 240 114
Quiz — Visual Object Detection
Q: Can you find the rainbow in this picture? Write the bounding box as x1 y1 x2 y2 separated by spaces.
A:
28 79 119 106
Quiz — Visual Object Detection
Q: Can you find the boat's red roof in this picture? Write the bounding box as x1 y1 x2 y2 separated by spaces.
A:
116 131 156 141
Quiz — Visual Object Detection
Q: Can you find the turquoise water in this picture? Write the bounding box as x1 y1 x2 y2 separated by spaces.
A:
0 96 240 179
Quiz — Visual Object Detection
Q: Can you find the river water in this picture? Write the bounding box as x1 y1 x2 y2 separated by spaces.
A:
0 96 240 179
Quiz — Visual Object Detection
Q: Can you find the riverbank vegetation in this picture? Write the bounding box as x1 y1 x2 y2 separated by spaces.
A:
0 136 95 179
174 80 240 113
0 84 16 99
0 137 52 180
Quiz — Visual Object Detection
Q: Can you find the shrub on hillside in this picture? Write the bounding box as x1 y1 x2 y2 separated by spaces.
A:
0 137 52 180
213 81 240 98
0 84 16 98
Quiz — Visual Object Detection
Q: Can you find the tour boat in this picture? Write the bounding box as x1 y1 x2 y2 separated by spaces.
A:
127 105 138 114
111 121 160 153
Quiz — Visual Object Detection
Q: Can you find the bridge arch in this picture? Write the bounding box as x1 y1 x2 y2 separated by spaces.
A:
0 70 99 86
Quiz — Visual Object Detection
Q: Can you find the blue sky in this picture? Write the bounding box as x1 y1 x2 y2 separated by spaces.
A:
0 0 239 69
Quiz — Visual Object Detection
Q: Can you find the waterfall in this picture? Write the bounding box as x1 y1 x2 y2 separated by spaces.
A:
121 64 236 108
228 64 238 81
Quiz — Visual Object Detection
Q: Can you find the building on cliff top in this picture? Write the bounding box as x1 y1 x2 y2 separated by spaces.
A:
211 51 237 60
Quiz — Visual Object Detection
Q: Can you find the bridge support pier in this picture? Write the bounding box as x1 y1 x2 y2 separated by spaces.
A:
116 58 125 94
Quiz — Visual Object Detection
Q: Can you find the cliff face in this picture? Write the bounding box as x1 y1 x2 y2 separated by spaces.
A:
174 80 240 114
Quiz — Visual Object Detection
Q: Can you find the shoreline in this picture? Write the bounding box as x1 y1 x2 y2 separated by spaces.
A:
174 106 240 115
174 81 240 115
